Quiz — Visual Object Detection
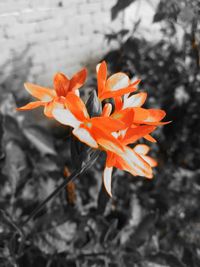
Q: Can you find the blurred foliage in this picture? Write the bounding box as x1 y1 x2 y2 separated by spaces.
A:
0 0 200 266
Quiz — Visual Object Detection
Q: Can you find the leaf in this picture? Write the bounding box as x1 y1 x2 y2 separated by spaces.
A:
23 125 56 155
0 209 23 263
153 0 180 23
102 219 118 244
37 177 57 203
2 140 28 193
34 156 59 174
179 222 200 246
148 251 187 267
0 113 4 160
153 10 166 23
179 7 194 25
105 29 129 44
33 220 77 254
86 90 102 118
3 115 23 144
111 0 135 20
125 212 158 249
0 93 17 117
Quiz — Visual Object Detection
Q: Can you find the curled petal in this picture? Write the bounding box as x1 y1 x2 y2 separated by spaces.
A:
17 101 45 111
69 68 87 92
44 102 54 118
52 108 81 128
116 147 153 178
53 73 70 97
146 109 166 122
102 103 112 117
24 83 56 101
134 111 171 125
134 145 157 168
114 96 123 111
91 125 124 154
97 61 107 98
144 134 157 143
123 125 156 145
106 72 130 91
123 92 147 109
134 144 150 155
72 127 98 148
100 84 138 100
44 99 65 118
140 155 157 167
103 167 113 197
65 93 89 121
133 108 169 125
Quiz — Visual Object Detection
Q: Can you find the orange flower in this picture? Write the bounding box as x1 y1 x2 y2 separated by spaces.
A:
17 68 87 117
113 89 170 143
97 61 140 101
16 60 169 198
96 61 169 143
101 103 158 196
52 94 156 197
52 93 133 150
103 144 157 196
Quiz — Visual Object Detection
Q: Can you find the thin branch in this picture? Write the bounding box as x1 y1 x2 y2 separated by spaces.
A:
21 149 100 228
13 149 101 257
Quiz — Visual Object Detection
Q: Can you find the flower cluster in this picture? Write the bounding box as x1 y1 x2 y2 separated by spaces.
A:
17 61 169 196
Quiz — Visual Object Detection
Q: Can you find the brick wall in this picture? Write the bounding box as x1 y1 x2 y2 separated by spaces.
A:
0 0 123 94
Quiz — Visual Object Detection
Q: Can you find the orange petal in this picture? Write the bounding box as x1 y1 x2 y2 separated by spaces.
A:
111 108 134 128
115 146 153 179
123 92 147 109
146 109 166 122
134 144 150 155
53 108 81 128
97 61 107 98
123 125 156 145
53 73 70 97
65 93 89 121
133 107 169 125
91 125 124 154
69 68 87 92
100 84 138 100
17 101 45 111
44 98 65 118
106 151 116 167
24 83 56 101
133 107 149 122
102 103 112 117
106 72 130 91
103 166 113 197
144 134 157 143
91 116 128 132
73 126 98 148
114 96 123 111
140 155 157 167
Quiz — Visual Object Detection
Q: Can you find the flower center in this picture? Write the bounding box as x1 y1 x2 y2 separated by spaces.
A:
84 121 92 128
112 113 122 119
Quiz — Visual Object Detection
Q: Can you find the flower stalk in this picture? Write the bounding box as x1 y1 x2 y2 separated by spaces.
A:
22 149 100 227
